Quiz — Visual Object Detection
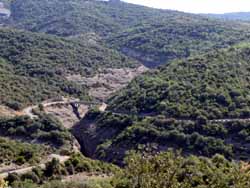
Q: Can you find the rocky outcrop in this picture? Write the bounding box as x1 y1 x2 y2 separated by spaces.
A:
66 65 148 101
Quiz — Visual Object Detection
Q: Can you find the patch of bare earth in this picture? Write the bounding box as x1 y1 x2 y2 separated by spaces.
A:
62 172 110 183
44 103 89 129
66 65 148 100
0 105 21 117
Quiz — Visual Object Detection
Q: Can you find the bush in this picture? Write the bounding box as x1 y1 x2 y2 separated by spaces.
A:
75 161 92 173
6 173 20 184
21 172 40 184
113 151 250 188
15 156 26 165
0 115 73 148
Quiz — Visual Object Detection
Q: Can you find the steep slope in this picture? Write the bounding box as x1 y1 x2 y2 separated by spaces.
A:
73 44 250 164
108 19 250 67
4 0 250 67
0 28 138 110
108 44 250 119
74 109 250 164
5 0 170 37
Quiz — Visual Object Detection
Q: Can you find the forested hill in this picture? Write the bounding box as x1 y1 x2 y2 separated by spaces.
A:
0 28 137 110
5 0 250 67
108 18 250 67
6 0 171 37
108 44 250 120
74 44 250 164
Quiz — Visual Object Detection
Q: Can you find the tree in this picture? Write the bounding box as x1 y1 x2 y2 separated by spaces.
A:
44 158 63 178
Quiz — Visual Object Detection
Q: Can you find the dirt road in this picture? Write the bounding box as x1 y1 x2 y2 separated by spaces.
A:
22 99 106 119
0 154 70 178
21 99 80 119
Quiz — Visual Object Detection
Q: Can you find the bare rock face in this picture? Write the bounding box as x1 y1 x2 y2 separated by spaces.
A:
66 65 148 101
44 103 89 129
72 117 115 158
121 47 160 68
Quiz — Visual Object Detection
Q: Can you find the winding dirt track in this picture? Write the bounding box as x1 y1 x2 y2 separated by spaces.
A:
0 154 69 178
21 99 107 118
21 99 81 119
22 99 250 123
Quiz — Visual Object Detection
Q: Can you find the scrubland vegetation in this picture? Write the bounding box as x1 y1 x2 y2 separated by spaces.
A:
0 114 73 148
2 0 250 188
5 0 250 67
6 153 118 188
4 151 250 188
0 137 47 166
109 45 250 119
0 28 136 109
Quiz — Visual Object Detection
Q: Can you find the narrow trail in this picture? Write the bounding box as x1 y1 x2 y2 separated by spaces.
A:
21 99 250 123
21 99 81 119
0 154 70 178
22 99 106 119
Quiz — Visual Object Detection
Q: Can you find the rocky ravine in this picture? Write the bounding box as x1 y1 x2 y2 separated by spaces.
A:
72 115 116 159
72 111 250 165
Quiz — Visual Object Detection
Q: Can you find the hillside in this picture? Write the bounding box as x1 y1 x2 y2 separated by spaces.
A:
72 44 250 164
205 12 250 21
0 28 138 110
3 1 250 187
3 150 250 188
3 0 250 67
108 18 250 67
74 109 250 164
108 44 250 119
5 0 169 37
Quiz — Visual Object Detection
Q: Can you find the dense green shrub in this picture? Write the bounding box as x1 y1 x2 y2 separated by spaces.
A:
5 0 250 68
0 137 46 165
0 114 72 148
0 28 137 109
113 151 250 188
108 45 250 119
85 112 250 163
6 153 119 187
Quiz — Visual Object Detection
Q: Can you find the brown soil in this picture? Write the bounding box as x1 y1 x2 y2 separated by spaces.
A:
0 105 22 117
62 172 110 183
44 103 89 129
